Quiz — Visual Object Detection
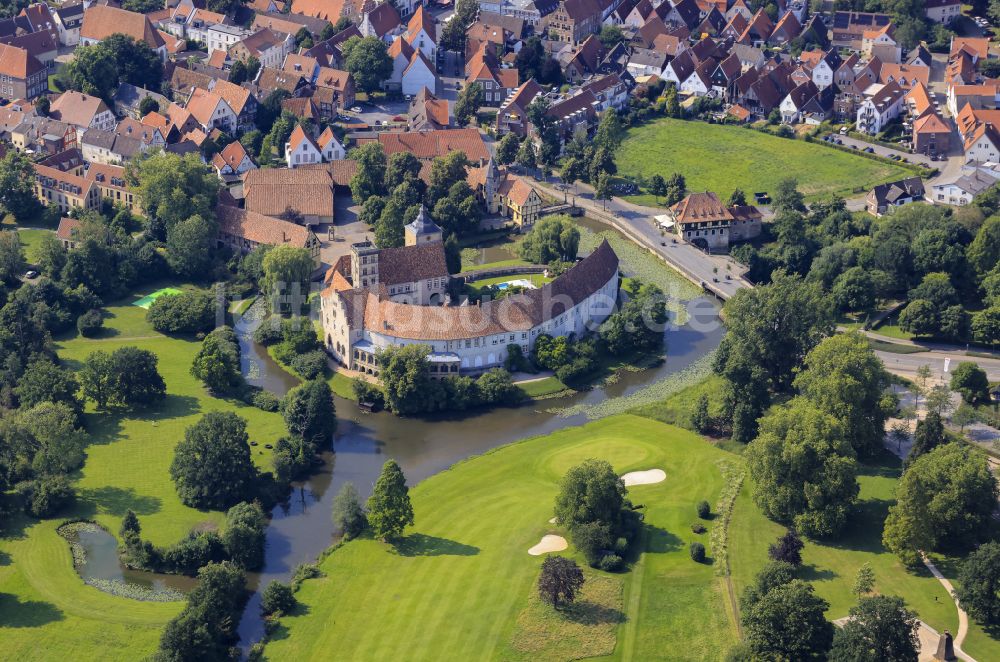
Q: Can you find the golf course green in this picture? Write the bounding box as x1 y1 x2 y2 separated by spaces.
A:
265 415 738 661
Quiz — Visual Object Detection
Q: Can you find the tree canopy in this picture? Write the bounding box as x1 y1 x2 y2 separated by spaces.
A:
745 397 859 537
829 595 919 662
883 443 998 566
169 412 259 510
366 459 414 540
341 36 392 94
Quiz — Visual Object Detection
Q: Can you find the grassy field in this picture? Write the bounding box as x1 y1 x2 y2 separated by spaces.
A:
729 457 959 636
17 227 51 264
265 415 738 661
0 284 289 660
618 119 914 204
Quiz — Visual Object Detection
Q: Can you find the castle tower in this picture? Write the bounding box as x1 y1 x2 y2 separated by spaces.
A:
404 205 443 246
483 157 501 214
350 240 380 288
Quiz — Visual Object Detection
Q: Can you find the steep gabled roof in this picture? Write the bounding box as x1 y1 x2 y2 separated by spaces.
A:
81 5 165 49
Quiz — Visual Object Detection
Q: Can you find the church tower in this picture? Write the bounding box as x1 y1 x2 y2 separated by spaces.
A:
404 205 443 246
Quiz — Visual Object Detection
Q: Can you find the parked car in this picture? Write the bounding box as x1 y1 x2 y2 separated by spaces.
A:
24 270 38 279
839 126 848 135
864 146 874 153
350 106 362 113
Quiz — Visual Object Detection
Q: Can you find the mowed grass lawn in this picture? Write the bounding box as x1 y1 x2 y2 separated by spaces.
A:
266 415 738 661
618 118 914 204
0 284 289 660
17 227 51 264
729 454 971 645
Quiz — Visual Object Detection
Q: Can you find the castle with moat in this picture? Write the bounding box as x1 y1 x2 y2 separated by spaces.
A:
319 207 620 377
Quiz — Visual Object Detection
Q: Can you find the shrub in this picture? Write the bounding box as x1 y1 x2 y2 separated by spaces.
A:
598 553 623 571
77 308 104 337
147 290 215 334
692 523 706 534
251 389 280 412
18 475 74 517
253 321 283 345
261 580 296 616
352 379 385 408
697 500 711 519
290 349 328 379
613 536 629 554
291 563 321 590
690 541 706 563
571 520 613 567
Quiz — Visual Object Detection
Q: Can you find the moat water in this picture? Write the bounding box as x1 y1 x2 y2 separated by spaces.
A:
64 217 727 653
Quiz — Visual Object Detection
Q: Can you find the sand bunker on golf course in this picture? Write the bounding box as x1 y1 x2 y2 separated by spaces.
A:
528 535 568 555
621 469 666 486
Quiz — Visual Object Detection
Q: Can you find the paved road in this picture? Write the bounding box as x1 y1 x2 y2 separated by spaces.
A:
532 177 752 299
875 348 1000 382
830 133 934 166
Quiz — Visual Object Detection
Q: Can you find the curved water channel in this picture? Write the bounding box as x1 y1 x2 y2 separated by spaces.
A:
64 217 726 653
233 305 724 649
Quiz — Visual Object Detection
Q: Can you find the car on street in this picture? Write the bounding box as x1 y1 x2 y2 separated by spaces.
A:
350 106 362 113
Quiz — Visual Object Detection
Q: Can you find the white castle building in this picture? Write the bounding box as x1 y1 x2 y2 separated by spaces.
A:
319 207 620 377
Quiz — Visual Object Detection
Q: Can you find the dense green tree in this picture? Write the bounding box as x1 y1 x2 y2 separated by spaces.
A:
341 36 392 94
950 362 990 405
829 595 919 662
19 474 74 517
714 274 834 442
19 401 86 476
598 24 624 48
956 541 1000 625
35 232 67 278
907 411 947 466
170 412 258 510
968 216 1000 275
516 138 536 173
100 34 163 90
593 111 624 153
191 326 242 393
600 283 668 355
745 397 858 537
554 459 628 532
378 344 446 414
538 556 585 609
130 152 219 235
794 333 894 458
883 443 998 566
897 298 939 337
454 82 483 126
80 346 165 409
332 481 367 539
384 151 423 190
740 560 797 611
0 151 42 222
0 231 24 283
137 95 159 117
973 306 1000 344
15 357 81 414
366 459 414 540
261 581 296 616
728 188 747 206
350 142 388 202
832 266 877 312
166 214 216 278
147 291 215 334
261 245 314 313
690 393 711 433
221 501 267 570
742 580 833 660
440 0 477 51
62 43 118 100
281 379 336 446
496 132 519 165
518 216 580 264
156 561 245 661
